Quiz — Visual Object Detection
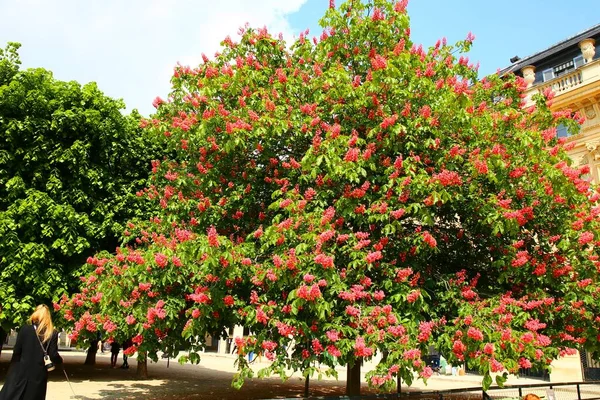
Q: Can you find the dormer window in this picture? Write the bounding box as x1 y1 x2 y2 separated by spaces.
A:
554 59 575 76
542 69 554 82
542 55 586 82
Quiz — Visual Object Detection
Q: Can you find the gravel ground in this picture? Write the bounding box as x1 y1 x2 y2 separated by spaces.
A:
0 350 539 400
1 350 361 399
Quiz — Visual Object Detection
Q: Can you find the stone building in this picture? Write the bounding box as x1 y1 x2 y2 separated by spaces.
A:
501 24 600 183
500 23 600 382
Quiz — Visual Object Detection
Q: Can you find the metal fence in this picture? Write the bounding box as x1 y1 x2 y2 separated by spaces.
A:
485 382 600 400
268 381 600 400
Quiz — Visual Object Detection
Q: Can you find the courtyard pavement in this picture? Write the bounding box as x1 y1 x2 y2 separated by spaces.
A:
0 350 541 399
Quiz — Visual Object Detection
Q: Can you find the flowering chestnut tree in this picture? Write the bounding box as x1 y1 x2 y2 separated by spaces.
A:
63 0 600 394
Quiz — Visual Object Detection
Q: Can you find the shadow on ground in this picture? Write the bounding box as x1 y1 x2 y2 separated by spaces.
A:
0 352 386 400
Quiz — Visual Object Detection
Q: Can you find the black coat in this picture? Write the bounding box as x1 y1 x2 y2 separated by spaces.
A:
0 325 63 400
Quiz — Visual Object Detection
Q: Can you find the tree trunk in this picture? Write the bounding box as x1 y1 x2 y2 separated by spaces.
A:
84 340 99 365
136 352 148 379
346 362 361 396
0 327 6 357
304 375 310 397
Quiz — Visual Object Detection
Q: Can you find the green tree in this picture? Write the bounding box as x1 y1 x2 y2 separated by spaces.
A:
64 0 600 395
0 42 162 352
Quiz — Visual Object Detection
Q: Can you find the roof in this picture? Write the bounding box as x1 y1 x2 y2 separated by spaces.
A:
499 23 600 76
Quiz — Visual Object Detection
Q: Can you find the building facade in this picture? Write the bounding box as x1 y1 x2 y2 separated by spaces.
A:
501 24 600 382
502 24 600 183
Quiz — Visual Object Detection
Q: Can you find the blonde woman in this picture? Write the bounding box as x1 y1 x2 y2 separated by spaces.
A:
0 305 63 400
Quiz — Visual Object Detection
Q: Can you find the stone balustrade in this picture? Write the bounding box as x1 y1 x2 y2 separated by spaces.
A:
525 59 600 106
524 58 600 106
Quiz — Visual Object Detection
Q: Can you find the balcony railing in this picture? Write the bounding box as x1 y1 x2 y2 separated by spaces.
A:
525 59 600 102
538 69 583 94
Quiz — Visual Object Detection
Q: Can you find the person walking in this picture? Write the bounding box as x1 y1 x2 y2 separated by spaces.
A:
0 304 63 400
97 332 104 354
110 340 120 368
121 338 133 369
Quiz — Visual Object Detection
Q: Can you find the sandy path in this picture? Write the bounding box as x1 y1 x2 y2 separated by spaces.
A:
0 350 538 399
1 351 371 399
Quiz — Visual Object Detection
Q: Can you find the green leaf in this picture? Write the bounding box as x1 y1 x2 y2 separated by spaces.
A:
482 373 492 391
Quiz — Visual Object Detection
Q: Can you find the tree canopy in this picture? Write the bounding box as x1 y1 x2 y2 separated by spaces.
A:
60 0 600 394
0 42 162 333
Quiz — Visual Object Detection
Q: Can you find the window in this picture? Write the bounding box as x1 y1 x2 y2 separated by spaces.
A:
492 94 506 104
554 60 575 77
543 55 586 82
556 124 570 138
542 68 554 82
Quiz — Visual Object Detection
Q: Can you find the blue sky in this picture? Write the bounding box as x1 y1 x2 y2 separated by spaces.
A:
0 0 598 116
290 0 600 76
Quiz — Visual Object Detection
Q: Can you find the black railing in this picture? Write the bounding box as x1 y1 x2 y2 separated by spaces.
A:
484 381 600 400
265 381 600 400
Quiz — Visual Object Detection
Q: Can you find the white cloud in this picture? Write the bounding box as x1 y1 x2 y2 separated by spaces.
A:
0 0 308 115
